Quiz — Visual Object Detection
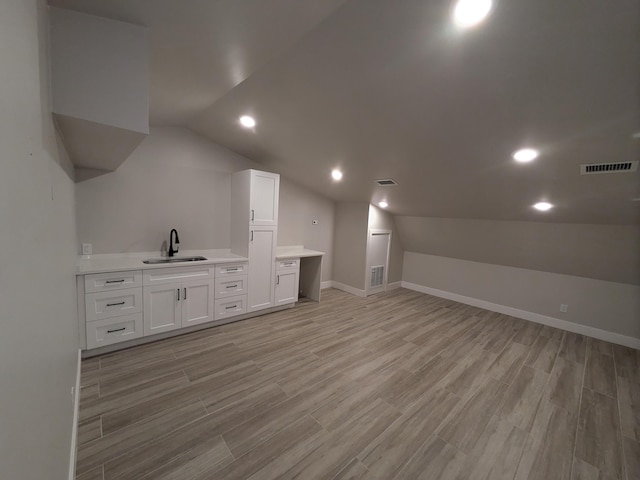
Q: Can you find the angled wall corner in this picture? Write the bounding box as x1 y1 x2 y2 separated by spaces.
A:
49 7 149 179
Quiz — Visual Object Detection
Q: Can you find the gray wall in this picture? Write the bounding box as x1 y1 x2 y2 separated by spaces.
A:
0 1 79 478
368 205 404 284
403 252 640 340
278 177 335 281
50 6 149 133
76 127 337 281
396 216 640 285
332 202 369 290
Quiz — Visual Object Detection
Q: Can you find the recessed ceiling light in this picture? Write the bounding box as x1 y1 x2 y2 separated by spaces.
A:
379 201 388 208
453 0 492 27
239 115 256 128
533 202 553 211
513 148 539 163
331 169 343 181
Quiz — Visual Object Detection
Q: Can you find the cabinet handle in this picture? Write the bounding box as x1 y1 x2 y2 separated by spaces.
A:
250 231 254 242
277 275 280 285
225 284 238 289
225 305 237 310
106 301 125 307
251 209 255 221
177 289 180 301
184 288 187 300
226 267 238 272
107 327 126 333
284 262 294 266
105 279 125 284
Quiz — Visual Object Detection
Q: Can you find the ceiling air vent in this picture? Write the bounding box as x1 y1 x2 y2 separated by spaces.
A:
580 161 638 175
375 178 398 186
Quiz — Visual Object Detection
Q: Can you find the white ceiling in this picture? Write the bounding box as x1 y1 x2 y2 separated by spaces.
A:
49 0 639 225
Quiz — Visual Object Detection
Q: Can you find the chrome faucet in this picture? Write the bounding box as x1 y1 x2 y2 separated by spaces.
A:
168 229 180 257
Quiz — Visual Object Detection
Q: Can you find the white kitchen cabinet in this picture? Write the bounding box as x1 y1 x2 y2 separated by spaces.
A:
250 170 279 226
86 313 143 349
247 226 277 312
214 295 247 320
231 169 280 314
143 265 214 335
275 258 300 306
143 283 182 335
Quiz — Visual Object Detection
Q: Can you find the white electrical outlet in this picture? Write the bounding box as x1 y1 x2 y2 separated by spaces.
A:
82 243 92 255
560 304 568 313
312 219 319 225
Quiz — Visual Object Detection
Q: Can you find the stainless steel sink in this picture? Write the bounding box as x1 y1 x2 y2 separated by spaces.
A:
142 256 208 264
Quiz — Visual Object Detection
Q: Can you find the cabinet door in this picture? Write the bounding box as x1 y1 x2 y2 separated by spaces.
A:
275 270 298 306
247 226 277 312
143 283 182 336
250 170 279 226
182 279 213 328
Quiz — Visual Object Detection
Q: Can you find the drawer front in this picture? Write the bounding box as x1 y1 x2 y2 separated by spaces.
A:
85 270 142 293
215 262 248 277
85 288 142 322
143 265 214 286
86 313 143 349
214 275 248 299
276 258 299 272
214 295 247 320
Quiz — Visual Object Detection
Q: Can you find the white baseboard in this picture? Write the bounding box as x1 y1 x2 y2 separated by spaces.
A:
331 281 367 298
320 280 333 290
69 348 81 480
401 281 640 350
387 281 402 291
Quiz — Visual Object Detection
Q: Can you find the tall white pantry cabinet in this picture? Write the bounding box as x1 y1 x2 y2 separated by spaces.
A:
231 169 280 313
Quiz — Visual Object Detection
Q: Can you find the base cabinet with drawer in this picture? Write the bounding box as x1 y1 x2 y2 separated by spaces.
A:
143 265 214 336
83 270 144 348
214 262 248 320
275 258 300 306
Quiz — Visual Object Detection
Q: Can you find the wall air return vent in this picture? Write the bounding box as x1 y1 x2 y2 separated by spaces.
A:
370 266 385 288
375 178 398 186
580 161 638 175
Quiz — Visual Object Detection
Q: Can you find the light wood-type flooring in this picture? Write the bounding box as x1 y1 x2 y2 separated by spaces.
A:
76 288 640 480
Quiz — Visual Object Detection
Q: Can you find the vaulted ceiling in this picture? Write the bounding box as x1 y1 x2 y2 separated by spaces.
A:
49 0 639 224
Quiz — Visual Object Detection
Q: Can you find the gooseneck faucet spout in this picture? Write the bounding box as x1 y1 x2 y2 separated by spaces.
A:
168 229 180 257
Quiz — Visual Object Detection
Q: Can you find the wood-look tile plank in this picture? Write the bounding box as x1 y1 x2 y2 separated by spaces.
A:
546 357 584 413
455 415 529 480
393 435 466 480
560 332 587 364
76 465 103 480
437 377 508 453
585 350 617 398
78 417 102 446
278 398 401 479
213 416 326 480
613 345 640 380
358 389 460 479
486 341 531 385
512 321 544 346
332 458 370 480
587 338 614 357
76 400 208 476
572 457 618 480
103 413 224 480
514 399 577 480
622 437 640 480
498 365 549 431
575 389 625 479
617 376 640 442
525 327 563 373
222 373 353 458
139 435 233 480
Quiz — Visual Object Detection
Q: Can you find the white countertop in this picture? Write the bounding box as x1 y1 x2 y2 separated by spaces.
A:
276 245 325 260
76 249 247 275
